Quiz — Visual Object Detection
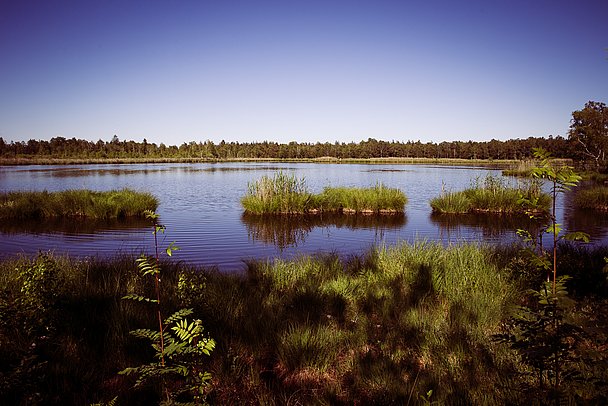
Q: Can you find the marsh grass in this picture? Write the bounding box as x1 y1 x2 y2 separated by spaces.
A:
241 171 312 214
318 183 407 213
502 160 537 177
574 186 608 211
198 242 522 404
0 189 158 220
2 244 606 404
430 175 549 215
242 172 407 215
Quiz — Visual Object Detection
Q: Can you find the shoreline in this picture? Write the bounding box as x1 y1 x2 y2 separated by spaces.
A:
0 156 529 168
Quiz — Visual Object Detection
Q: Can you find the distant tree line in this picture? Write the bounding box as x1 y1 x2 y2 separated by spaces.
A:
1 101 605 166
0 135 574 160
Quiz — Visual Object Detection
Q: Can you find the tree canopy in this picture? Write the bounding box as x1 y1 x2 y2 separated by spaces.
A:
569 101 608 169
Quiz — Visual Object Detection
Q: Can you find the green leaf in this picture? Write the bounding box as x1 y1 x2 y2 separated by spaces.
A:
122 294 158 303
166 241 180 257
563 231 590 243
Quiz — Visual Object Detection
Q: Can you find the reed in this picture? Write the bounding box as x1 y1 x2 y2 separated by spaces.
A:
0 189 158 219
241 171 312 214
430 175 550 215
318 183 407 213
242 172 406 215
502 160 537 177
574 186 608 211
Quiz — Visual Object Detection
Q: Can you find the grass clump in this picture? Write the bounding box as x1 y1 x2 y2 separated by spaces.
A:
430 175 550 215
0 189 158 220
574 186 608 211
242 172 407 215
318 183 407 214
241 171 312 214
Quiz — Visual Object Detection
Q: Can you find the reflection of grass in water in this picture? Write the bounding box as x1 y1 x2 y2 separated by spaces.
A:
429 212 543 237
0 216 151 235
242 213 407 249
0 189 157 220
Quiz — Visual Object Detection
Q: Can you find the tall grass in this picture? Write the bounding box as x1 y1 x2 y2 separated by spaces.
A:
242 172 407 214
241 171 312 214
0 189 158 219
574 186 608 210
1 244 607 404
502 160 537 177
200 242 522 404
318 183 407 213
430 175 550 215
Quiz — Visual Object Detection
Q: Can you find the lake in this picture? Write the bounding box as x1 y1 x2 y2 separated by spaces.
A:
1 162 606 272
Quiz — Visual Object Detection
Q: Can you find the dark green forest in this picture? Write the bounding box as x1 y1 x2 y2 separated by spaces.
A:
1 101 605 166
0 134 576 160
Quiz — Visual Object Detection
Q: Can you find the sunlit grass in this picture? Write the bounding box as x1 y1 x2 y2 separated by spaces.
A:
574 186 608 211
2 243 606 404
430 175 550 215
0 189 158 219
242 172 406 214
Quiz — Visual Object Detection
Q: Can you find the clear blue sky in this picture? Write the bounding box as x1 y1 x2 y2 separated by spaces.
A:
1 0 606 146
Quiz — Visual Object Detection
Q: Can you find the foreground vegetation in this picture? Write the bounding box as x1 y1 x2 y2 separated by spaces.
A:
242 172 407 214
0 189 157 219
0 241 606 405
430 175 550 215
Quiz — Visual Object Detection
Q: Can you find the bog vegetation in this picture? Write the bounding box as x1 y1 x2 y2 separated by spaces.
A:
241 171 407 214
0 189 157 219
430 175 550 215
0 242 606 405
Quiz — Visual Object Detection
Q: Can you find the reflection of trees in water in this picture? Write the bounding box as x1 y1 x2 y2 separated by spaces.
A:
430 213 543 241
242 213 407 250
564 185 608 242
0 217 150 235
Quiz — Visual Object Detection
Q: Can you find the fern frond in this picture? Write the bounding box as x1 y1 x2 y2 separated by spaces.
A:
164 308 193 325
122 294 158 303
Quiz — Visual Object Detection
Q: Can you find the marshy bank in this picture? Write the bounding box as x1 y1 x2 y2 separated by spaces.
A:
241 172 407 215
0 189 157 220
1 242 606 405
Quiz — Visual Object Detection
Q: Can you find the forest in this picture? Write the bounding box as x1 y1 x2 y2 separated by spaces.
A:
1 101 605 165
0 134 576 161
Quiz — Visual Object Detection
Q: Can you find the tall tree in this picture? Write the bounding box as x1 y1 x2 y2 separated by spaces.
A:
568 101 608 169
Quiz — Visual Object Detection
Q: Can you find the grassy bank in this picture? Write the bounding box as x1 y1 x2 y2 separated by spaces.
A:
502 158 574 177
1 243 606 404
242 172 407 214
575 186 608 211
0 189 158 219
430 175 550 215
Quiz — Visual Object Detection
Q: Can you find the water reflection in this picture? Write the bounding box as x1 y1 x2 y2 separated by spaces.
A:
0 217 150 235
430 213 543 241
13 165 300 178
242 213 407 249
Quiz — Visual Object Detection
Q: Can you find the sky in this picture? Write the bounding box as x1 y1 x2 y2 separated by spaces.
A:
0 0 607 146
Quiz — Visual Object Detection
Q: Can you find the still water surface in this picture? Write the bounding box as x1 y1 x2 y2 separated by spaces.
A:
1 163 606 272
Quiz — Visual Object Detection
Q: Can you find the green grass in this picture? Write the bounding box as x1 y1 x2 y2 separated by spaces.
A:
574 186 608 210
242 172 407 214
502 160 537 177
0 189 158 219
430 175 550 215
1 243 607 404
